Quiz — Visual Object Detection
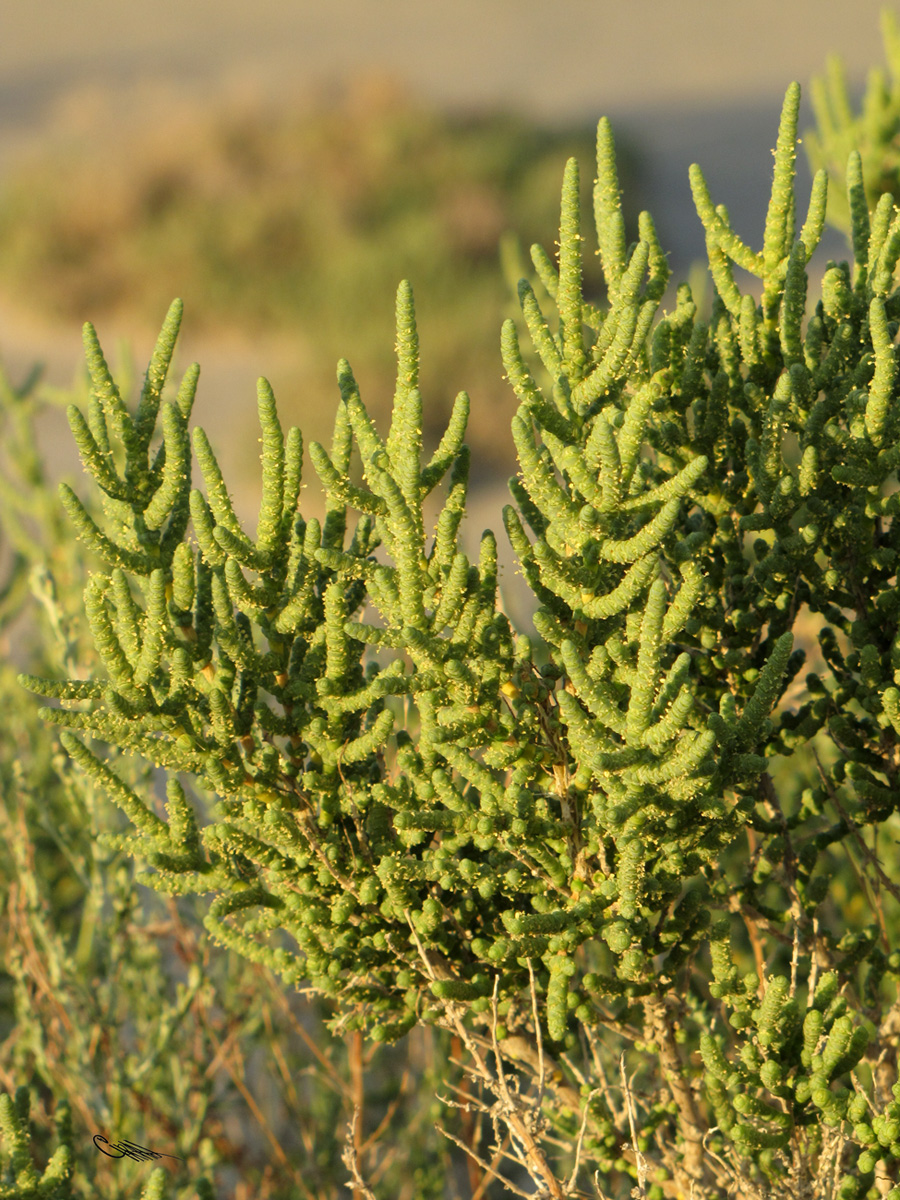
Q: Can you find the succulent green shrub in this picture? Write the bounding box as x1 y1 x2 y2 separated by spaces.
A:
0 364 475 1200
20 29 900 1200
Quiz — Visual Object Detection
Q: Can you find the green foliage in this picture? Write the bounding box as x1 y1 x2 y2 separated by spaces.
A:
0 1085 211 1200
21 15 900 1200
805 8 900 233
0 363 492 1200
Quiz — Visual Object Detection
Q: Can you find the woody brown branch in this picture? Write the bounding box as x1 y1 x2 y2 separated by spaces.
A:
642 992 709 1189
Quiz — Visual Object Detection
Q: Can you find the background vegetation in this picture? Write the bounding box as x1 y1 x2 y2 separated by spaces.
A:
0 78 632 482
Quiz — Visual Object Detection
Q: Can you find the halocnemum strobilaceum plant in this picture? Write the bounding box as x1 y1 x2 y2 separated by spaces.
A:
20 49 900 1200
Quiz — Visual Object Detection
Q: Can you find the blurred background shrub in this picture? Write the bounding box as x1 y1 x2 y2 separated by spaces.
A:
0 78 638 483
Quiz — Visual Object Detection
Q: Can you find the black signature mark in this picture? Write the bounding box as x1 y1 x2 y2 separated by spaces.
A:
93 1135 184 1163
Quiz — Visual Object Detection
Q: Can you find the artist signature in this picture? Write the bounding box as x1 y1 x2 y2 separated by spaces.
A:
93 1135 183 1163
